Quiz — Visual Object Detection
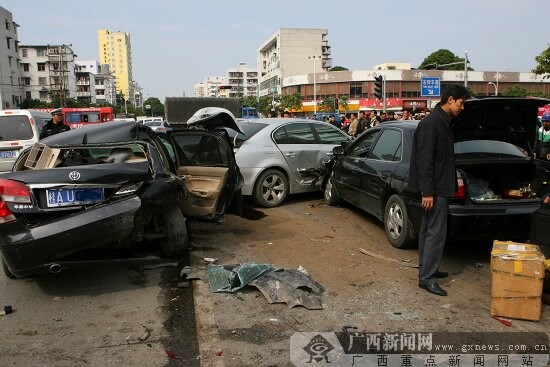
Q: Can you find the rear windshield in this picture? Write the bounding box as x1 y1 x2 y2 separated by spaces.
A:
0 115 34 140
144 121 162 127
235 121 269 140
454 140 527 158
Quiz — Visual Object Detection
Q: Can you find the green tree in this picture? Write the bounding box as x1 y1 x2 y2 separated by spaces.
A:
280 93 303 112
503 86 528 97
339 95 349 114
19 98 49 109
143 97 164 117
258 95 276 116
319 97 336 112
329 66 348 71
241 96 258 108
418 49 473 71
533 45 550 79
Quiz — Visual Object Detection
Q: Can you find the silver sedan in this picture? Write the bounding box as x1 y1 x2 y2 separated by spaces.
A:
231 118 351 207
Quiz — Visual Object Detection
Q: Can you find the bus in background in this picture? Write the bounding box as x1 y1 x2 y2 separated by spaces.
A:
63 107 113 128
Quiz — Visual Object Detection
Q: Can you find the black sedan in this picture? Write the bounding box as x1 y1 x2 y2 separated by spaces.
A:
0 116 242 278
323 97 550 248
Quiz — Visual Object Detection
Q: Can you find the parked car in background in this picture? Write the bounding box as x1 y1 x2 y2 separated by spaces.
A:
0 115 242 278
323 97 550 248
141 119 171 132
0 109 52 172
225 118 352 207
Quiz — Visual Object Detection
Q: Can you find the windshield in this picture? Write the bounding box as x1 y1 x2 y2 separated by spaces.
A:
144 121 162 127
454 140 528 158
234 121 269 140
0 115 34 140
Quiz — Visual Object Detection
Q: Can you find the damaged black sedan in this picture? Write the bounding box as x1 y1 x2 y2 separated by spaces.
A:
0 117 242 278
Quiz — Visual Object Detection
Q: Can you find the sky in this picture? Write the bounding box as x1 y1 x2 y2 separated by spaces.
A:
2 0 548 101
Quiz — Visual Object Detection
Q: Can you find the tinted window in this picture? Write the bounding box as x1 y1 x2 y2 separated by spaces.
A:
172 134 228 166
349 130 380 157
144 121 162 127
0 115 34 140
235 121 268 140
370 129 402 161
273 123 315 144
454 140 527 158
314 124 349 144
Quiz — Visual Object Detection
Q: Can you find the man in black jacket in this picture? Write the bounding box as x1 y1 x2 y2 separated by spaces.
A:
408 85 469 296
40 109 70 139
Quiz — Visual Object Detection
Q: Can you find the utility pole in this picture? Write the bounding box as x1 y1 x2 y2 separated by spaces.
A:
464 50 468 88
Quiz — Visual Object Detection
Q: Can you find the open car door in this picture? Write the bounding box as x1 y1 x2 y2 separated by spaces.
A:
165 129 242 222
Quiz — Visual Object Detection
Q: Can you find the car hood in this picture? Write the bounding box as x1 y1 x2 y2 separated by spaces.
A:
452 97 550 151
40 121 153 146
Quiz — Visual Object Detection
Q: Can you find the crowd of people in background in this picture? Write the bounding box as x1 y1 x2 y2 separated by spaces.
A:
311 109 431 138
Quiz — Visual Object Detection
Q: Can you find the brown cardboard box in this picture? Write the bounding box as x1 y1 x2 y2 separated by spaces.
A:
490 241 545 321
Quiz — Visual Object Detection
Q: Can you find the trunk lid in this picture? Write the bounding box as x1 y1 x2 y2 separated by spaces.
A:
452 97 550 153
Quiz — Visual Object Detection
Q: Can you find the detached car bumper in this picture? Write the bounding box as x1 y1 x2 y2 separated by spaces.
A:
0 196 141 277
447 202 541 241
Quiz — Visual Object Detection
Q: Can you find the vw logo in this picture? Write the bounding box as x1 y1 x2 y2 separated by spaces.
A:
68 171 81 181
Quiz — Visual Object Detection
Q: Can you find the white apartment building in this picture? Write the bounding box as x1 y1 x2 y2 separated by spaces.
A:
0 6 23 109
226 62 258 98
257 28 332 97
202 76 226 97
75 60 97 104
19 44 77 104
95 63 116 105
194 83 205 97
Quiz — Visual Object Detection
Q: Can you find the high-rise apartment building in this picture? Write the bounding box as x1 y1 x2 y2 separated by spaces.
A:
19 44 77 105
227 62 258 98
97 29 134 103
257 28 332 97
0 6 23 109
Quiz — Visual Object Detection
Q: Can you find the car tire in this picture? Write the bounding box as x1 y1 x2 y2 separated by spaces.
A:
384 194 415 249
253 169 288 208
159 206 189 258
1 256 16 279
324 173 341 206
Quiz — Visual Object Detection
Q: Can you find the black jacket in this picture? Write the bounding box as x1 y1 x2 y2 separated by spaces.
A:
40 120 71 139
408 104 456 197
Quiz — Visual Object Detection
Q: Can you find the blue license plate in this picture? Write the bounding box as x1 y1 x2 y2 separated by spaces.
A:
0 150 17 159
46 188 104 207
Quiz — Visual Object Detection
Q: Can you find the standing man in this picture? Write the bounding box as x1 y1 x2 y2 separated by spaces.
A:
535 113 550 160
40 109 70 139
408 85 469 296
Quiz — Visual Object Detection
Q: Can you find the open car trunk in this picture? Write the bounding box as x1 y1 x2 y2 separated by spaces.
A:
458 160 546 204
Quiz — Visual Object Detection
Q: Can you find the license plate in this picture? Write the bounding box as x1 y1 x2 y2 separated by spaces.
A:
0 150 17 159
46 188 104 207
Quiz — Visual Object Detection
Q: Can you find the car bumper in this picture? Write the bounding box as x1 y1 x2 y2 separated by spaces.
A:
0 196 141 277
447 202 541 241
239 167 264 195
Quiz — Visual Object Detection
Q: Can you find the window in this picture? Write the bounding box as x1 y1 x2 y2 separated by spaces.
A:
350 82 362 98
22 63 29 72
5 19 10 30
39 91 48 99
273 123 315 144
369 129 402 161
37 48 45 57
23 77 30 86
22 49 27 57
349 130 380 157
6 37 10 49
38 77 47 86
37 63 46 71
25 92 31 99
314 124 349 144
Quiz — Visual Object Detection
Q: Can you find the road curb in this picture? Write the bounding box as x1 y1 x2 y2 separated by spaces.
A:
191 258 225 367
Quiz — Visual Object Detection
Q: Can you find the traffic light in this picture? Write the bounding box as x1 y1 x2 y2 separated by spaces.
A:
374 75 384 100
334 98 339 110
219 85 232 90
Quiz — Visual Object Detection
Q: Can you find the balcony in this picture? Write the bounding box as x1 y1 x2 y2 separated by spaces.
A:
76 80 90 86
77 91 91 97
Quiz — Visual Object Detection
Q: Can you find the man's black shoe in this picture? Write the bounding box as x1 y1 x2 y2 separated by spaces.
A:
433 270 449 278
419 282 448 296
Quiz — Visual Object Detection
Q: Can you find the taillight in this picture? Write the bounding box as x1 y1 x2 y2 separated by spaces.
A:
455 174 465 199
0 179 31 203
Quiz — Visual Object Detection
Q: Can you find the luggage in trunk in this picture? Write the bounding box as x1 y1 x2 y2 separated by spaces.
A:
530 206 550 246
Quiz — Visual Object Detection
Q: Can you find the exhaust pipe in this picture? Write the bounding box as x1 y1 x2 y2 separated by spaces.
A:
49 264 62 274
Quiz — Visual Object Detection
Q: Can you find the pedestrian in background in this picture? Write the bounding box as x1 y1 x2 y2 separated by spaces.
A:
535 113 550 160
40 109 70 139
408 84 470 297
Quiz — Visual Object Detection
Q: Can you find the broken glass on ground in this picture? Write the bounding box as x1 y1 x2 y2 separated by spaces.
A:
205 263 325 309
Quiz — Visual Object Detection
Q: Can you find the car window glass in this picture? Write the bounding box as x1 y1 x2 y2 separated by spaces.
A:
172 134 228 166
274 123 315 144
349 130 380 157
314 124 349 144
454 140 527 158
156 134 176 162
0 115 34 140
369 129 402 161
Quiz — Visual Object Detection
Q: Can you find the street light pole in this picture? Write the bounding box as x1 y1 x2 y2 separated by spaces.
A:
495 67 509 96
464 50 469 88
307 55 320 116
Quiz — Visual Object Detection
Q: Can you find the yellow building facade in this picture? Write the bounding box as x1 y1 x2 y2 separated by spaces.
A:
97 29 134 102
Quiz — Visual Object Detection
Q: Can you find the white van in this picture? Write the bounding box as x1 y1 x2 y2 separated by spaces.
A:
0 109 52 172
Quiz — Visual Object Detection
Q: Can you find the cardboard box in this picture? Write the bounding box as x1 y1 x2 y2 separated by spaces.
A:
490 241 545 321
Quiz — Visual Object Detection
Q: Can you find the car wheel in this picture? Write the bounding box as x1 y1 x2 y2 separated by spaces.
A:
384 194 415 249
324 173 340 206
159 206 189 258
253 169 288 208
1 256 16 279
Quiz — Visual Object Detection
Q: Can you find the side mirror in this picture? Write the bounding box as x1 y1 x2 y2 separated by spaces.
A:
333 145 345 156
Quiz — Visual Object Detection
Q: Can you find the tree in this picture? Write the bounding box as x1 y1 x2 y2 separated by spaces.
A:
19 98 49 109
329 66 348 71
339 95 349 115
258 95 278 116
143 97 164 117
319 97 336 112
280 93 303 112
503 86 529 97
533 45 550 79
241 96 258 108
418 49 473 71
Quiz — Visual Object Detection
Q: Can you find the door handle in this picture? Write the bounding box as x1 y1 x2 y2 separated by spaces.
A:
285 152 296 157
